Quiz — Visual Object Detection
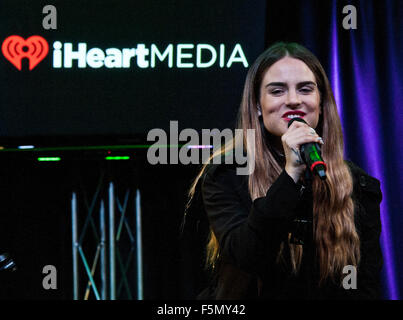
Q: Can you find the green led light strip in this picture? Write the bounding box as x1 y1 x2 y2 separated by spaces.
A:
105 156 130 160
37 157 61 162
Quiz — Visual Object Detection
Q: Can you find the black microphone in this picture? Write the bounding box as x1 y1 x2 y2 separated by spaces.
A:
287 118 327 180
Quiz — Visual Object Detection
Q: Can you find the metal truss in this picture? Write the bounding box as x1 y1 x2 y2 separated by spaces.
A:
71 177 143 300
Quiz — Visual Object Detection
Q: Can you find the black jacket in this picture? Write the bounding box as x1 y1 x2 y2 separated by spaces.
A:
198 160 383 300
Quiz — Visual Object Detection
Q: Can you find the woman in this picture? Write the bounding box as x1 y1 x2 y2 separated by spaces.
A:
186 42 383 299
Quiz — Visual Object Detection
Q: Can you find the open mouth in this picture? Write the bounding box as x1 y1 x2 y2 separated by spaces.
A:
282 111 306 121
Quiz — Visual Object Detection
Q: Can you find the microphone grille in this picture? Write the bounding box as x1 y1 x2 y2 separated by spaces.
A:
287 117 307 128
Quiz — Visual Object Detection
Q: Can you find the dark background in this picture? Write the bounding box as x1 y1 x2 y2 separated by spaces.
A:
0 0 402 300
0 0 265 145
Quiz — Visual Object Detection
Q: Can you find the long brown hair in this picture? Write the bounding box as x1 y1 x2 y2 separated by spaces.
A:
187 42 360 285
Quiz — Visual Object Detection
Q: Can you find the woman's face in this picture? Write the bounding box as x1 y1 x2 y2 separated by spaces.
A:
259 56 321 137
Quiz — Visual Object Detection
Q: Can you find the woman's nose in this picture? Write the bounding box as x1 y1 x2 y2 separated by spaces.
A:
286 89 301 106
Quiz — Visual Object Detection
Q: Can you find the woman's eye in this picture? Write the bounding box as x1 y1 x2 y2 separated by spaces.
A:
271 89 284 95
300 87 314 93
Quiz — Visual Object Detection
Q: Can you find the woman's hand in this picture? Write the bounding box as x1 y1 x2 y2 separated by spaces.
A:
281 120 324 183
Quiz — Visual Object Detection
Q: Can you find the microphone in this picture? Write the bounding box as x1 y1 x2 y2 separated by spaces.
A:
287 118 327 180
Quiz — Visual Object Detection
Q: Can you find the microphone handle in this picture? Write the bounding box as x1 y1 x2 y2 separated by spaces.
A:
300 142 327 180
287 117 326 180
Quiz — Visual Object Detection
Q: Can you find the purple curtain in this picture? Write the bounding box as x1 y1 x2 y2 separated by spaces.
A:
329 0 402 300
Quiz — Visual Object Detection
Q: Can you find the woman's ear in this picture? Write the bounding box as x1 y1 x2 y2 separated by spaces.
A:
257 104 262 116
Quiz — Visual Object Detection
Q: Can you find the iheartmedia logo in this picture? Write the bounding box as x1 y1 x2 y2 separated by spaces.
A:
52 42 248 69
2 35 249 70
1 35 49 70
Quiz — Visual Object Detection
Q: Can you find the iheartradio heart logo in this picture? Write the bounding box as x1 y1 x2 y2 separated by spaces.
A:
1 35 49 70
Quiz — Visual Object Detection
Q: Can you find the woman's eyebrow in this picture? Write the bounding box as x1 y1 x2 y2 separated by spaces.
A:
297 81 317 87
265 82 286 88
